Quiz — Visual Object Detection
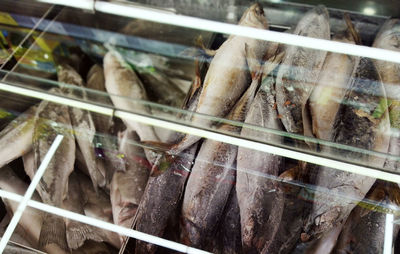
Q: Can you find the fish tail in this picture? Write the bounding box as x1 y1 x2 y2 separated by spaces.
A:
39 213 69 251
66 220 104 249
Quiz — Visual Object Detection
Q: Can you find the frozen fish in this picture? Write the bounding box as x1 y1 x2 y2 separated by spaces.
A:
168 2 270 155
276 5 330 134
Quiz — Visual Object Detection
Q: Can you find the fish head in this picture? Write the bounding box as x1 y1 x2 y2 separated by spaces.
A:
239 2 268 29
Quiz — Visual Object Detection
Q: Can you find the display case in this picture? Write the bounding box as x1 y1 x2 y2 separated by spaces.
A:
0 0 399 253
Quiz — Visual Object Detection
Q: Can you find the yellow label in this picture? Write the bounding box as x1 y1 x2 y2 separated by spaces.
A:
0 12 18 26
33 37 60 53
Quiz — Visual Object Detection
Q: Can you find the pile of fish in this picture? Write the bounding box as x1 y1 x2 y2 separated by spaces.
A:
0 2 400 254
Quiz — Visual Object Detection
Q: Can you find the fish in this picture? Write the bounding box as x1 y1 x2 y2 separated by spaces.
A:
32 95 76 252
134 143 198 254
103 50 160 164
181 51 263 248
276 5 330 135
110 130 149 242
136 67 186 108
0 165 69 254
86 64 125 189
0 105 37 169
236 63 285 253
332 183 395 254
132 62 205 254
78 171 121 249
62 172 105 249
168 2 270 155
372 19 400 176
304 57 391 243
309 15 360 141
217 186 242 254
58 64 106 191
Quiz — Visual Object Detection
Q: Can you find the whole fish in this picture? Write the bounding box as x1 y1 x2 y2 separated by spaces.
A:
32 96 76 252
332 182 400 254
78 172 121 249
304 57 391 242
0 105 37 169
110 130 149 241
168 2 269 155
58 64 106 191
103 51 160 164
181 58 262 248
62 172 104 249
132 62 205 254
236 65 285 253
372 19 400 175
134 143 198 254
309 16 359 141
276 5 330 134
86 64 125 188
0 165 68 254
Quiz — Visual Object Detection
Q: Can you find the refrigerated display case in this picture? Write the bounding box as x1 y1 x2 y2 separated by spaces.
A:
0 0 399 253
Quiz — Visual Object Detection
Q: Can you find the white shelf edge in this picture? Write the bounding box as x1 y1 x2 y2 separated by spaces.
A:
0 82 399 185
0 189 211 254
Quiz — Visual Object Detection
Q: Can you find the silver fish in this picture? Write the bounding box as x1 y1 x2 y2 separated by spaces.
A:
309 17 359 141
86 64 125 189
0 165 69 254
62 172 105 249
0 105 37 169
276 5 330 134
304 57 390 242
110 130 149 242
168 2 270 155
236 64 285 253
78 172 121 249
33 96 75 252
181 58 262 248
58 64 106 191
103 51 160 164
132 67 205 254
134 143 198 254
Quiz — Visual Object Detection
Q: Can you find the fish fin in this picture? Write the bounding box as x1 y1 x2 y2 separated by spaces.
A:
386 182 400 207
39 213 69 251
279 166 299 181
66 220 104 249
141 140 173 152
245 43 261 79
262 51 284 79
344 13 362 45
302 99 318 150
195 35 217 56
181 58 203 111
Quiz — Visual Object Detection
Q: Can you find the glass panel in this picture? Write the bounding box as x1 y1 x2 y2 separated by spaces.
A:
0 0 55 69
